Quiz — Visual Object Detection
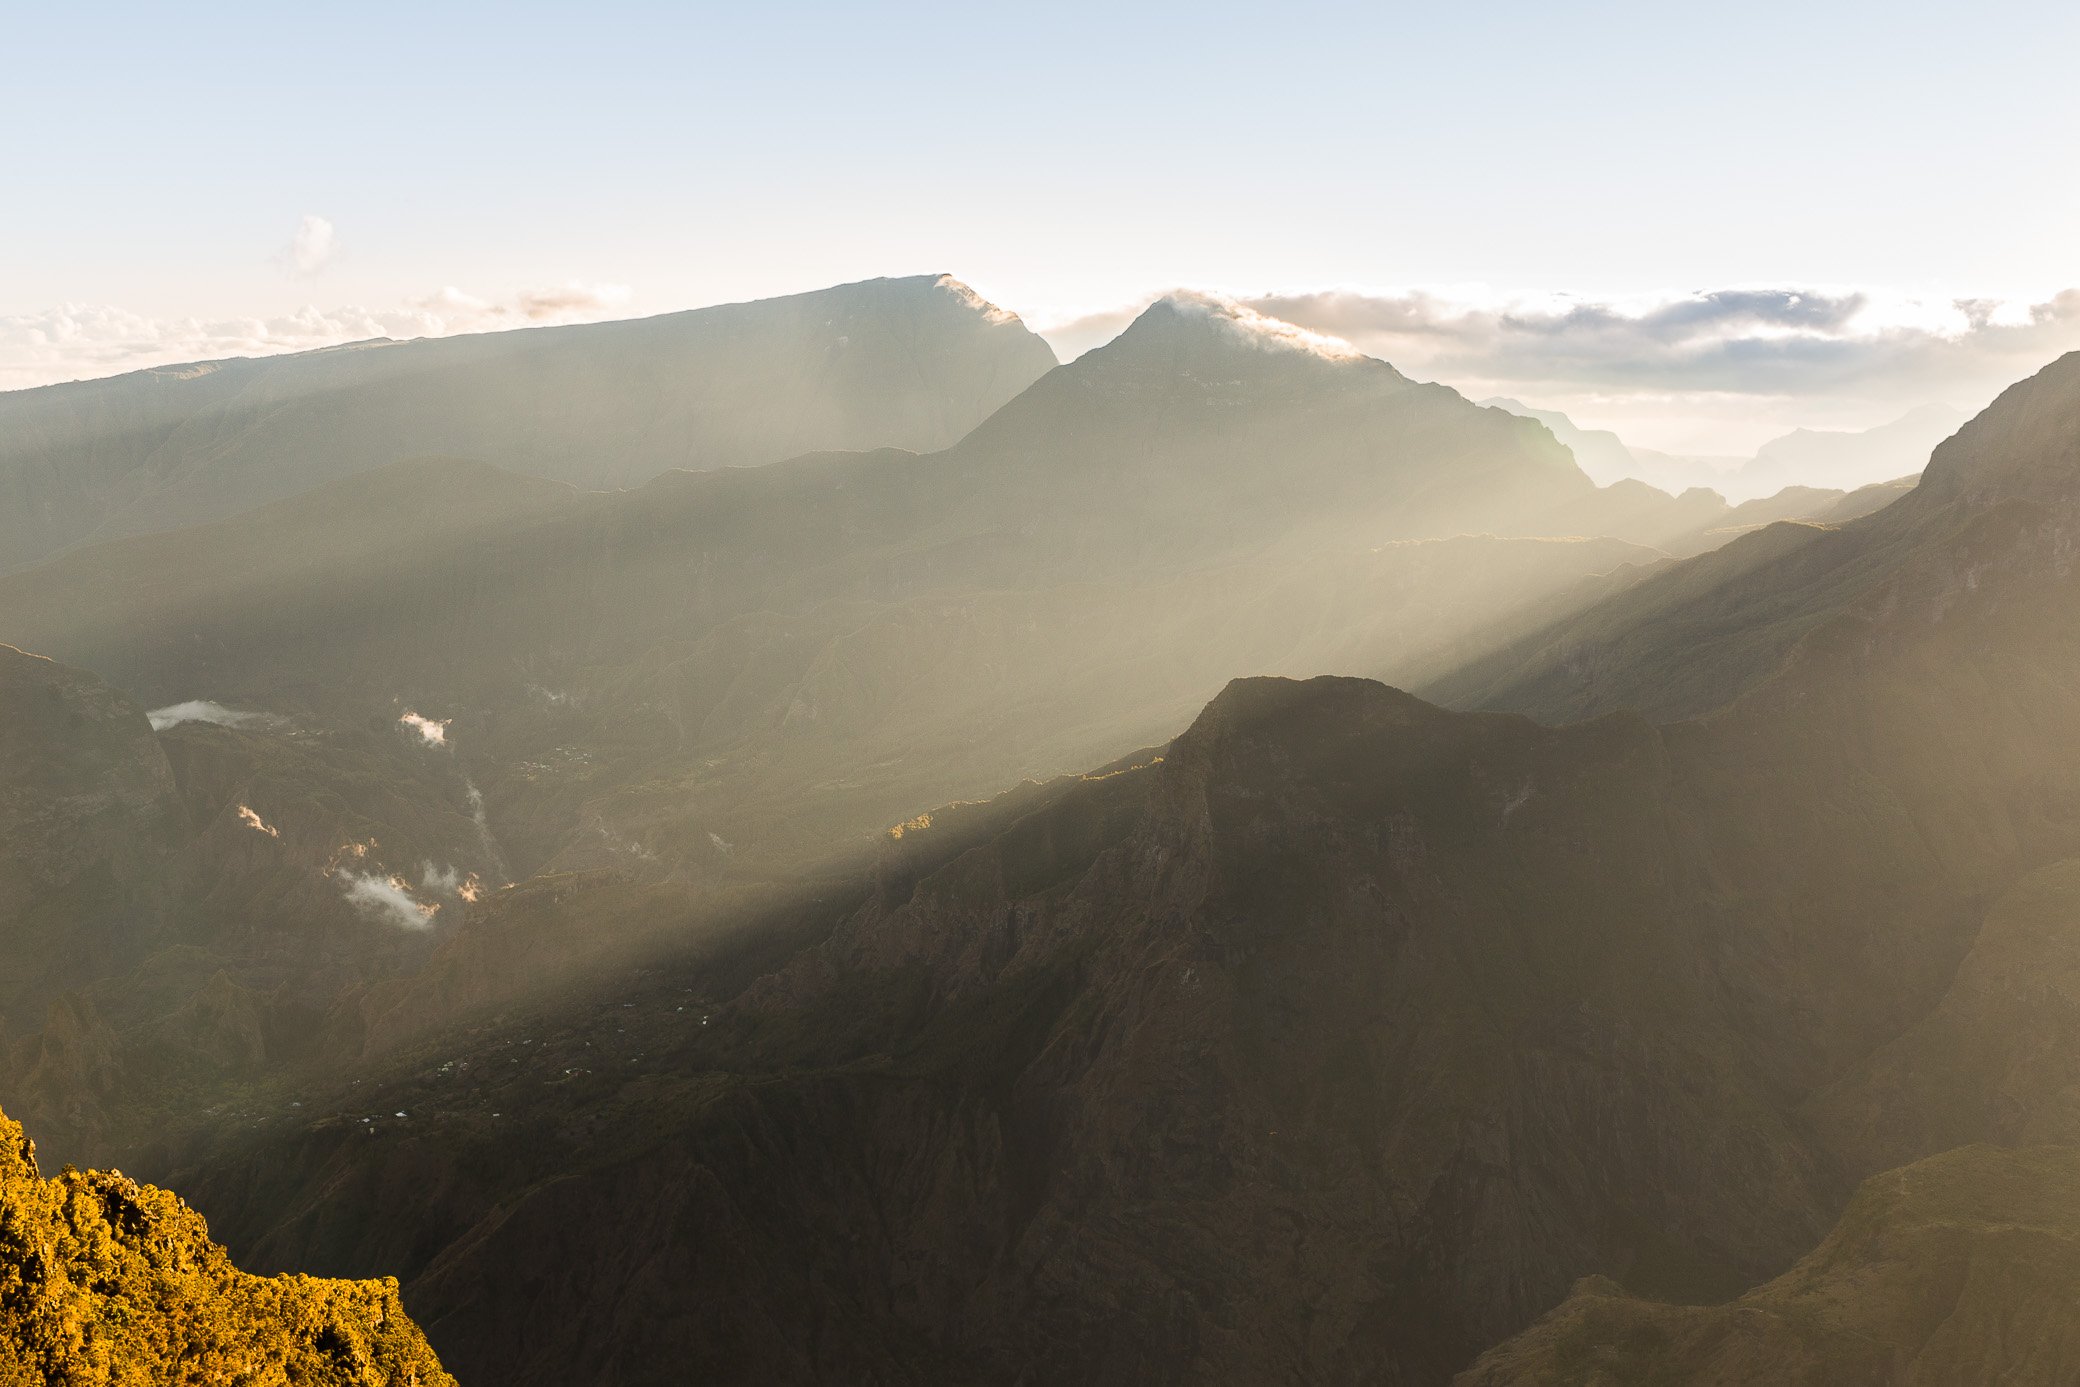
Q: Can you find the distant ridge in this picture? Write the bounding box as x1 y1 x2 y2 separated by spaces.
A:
0 274 1057 573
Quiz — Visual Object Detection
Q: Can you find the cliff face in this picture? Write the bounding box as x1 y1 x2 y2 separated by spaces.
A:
0 1103 451 1386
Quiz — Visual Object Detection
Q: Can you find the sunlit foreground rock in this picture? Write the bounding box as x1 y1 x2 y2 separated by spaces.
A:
0 1105 450 1385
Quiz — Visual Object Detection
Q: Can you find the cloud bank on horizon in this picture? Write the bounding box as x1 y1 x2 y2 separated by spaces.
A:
1 281 634 393
7 270 2080 456
1037 284 2080 453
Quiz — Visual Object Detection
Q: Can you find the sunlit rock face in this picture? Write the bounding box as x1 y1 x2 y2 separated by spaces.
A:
0 1102 454 1385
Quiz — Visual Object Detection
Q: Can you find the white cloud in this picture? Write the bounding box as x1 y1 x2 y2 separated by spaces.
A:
420 862 484 901
288 214 337 275
1034 284 2080 453
1246 284 2080 449
147 699 274 731
1160 291 1360 360
337 868 441 929
398 710 450 746
0 282 639 391
510 281 632 320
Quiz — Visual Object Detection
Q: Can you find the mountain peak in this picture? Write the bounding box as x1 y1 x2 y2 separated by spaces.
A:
1046 292 1398 399
1114 291 1366 362
928 273 1027 327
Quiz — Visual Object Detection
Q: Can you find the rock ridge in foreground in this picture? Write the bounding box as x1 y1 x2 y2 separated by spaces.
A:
0 1103 451 1385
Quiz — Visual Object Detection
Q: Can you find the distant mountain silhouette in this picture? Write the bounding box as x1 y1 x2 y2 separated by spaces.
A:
1483 396 1965 503
1736 402 1971 495
0 274 1057 572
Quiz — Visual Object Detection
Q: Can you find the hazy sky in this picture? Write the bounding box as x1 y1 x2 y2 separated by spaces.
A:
7 0 2079 450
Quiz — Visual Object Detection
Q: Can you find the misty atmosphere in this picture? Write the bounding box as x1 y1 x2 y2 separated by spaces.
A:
9 3 2080 1384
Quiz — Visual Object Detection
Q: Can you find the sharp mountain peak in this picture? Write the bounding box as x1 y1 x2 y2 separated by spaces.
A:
1087 291 1383 372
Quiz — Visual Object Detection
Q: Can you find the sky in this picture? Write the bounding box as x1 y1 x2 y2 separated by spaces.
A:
5 0 2079 452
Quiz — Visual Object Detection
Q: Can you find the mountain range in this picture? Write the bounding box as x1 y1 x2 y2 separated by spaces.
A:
142 329 2080 1378
15 274 2080 1384
1484 396 1968 502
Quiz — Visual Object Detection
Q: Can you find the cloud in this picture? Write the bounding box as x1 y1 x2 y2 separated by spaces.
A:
287 215 337 275
420 862 484 902
462 777 508 881
147 699 273 732
511 281 632 320
1240 285 2080 419
1161 291 1361 360
935 275 1023 327
1036 284 2080 451
0 282 638 391
398 710 450 746
337 868 441 929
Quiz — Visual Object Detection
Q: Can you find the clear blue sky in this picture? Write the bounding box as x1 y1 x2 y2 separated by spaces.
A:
6 1 2078 448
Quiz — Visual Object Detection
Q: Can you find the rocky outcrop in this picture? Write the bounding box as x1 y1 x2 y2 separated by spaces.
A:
0 1102 452 1385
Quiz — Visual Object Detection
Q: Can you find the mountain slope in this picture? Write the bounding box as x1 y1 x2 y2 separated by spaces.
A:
0 644 182 1035
0 274 1057 572
1459 1145 2080 1386
1478 397 1647 485
0 297 1667 886
1430 354 2079 724
0 296 1699 1177
161 347 2080 1384
0 1102 452 1385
